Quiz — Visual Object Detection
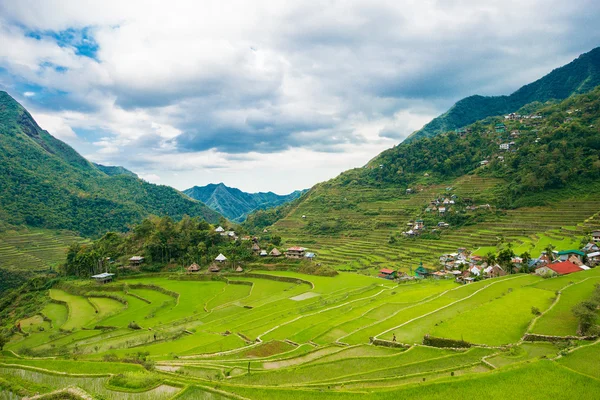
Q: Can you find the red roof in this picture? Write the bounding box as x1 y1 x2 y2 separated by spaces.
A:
379 268 395 274
544 261 582 275
287 246 305 251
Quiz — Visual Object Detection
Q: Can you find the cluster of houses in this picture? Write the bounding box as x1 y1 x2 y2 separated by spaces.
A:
378 234 600 284
504 113 543 121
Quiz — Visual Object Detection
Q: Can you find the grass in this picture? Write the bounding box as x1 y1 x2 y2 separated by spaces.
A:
557 342 600 379
531 277 600 336
2 271 599 399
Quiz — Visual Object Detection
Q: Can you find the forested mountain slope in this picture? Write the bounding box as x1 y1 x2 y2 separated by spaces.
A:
407 46 600 142
184 183 305 222
248 87 600 272
0 91 221 236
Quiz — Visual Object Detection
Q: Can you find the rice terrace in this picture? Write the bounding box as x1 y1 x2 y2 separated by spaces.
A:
2 265 600 399
3 2 600 400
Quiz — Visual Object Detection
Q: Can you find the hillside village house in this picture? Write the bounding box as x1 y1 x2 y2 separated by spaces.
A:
187 263 200 273
252 243 261 254
378 268 397 279
587 251 600 266
535 261 582 276
286 246 306 259
129 256 144 266
592 231 600 243
582 242 600 253
92 272 114 284
208 264 221 273
215 226 224 233
557 250 585 266
305 252 316 261
215 253 227 263
269 248 282 257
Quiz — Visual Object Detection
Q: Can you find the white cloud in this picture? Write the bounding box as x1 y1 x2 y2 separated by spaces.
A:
1 0 599 192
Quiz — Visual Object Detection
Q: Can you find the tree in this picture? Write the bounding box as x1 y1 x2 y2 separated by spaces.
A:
545 244 555 262
572 300 599 335
271 236 282 246
497 248 516 274
0 333 7 351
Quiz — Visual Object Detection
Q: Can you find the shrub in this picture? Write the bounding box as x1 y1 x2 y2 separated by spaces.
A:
128 321 142 330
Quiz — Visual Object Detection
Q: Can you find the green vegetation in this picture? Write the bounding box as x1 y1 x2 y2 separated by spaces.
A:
407 46 600 142
1 269 598 398
0 91 221 238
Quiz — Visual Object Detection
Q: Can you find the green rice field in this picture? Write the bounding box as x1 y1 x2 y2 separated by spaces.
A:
2 268 599 399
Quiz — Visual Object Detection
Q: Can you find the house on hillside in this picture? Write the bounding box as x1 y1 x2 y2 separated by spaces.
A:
304 252 316 261
586 251 600 266
235 266 244 273
438 207 446 215
186 263 200 273
92 272 114 284
415 265 430 278
557 250 585 265
215 253 227 263
285 246 306 259
582 242 600 254
260 250 268 256
129 256 144 266
378 268 397 279
592 231 600 243
269 248 282 257
208 264 221 273
252 243 261 254
499 143 511 150
215 226 225 233
535 261 582 276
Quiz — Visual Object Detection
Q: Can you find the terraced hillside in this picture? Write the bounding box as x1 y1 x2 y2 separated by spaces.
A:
0 228 86 292
268 174 600 272
1 269 599 399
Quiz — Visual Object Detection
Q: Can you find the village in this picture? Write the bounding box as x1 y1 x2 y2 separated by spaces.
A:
378 229 600 284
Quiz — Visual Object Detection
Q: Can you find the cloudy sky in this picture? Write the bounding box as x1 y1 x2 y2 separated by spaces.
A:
1 1 599 193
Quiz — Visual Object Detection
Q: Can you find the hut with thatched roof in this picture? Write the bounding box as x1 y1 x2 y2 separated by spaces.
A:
235 266 244 273
187 263 200 273
208 264 221 273
252 243 261 254
269 248 282 257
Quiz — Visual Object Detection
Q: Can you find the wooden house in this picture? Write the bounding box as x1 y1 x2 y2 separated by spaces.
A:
592 231 600 243
269 248 282 257
91 272 114 284
285 246 306 259
378 268 397 279
252 243 261 254
186 263 200 273
129 256 144 266
208 264 221 273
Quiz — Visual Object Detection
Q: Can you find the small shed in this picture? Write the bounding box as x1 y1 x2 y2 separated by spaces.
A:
252 243 261 254
129 256 144 266
208 264 221 273
235 266 244 273
215 226 225 232
215 253 227 263
187 263 200 273
92 272 114 284
592 231 600 243
304 252 316 261
260 250 268 256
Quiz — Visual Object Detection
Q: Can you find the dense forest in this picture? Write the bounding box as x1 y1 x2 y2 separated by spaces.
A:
407 46 600 142
0 91 221 236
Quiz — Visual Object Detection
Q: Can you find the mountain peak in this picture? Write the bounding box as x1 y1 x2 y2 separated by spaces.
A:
184 184 306 222
406 46 600 142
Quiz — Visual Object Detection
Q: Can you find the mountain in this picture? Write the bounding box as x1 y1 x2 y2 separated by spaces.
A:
184 183 306 222
407 46 600 142
0 91 222 236
252 86 600 272
93 163 138 178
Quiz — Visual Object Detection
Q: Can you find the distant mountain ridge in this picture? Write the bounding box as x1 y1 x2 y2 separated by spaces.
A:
184 183 306 222
406 46 600 142
0 91 222 235
93 163 138 178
